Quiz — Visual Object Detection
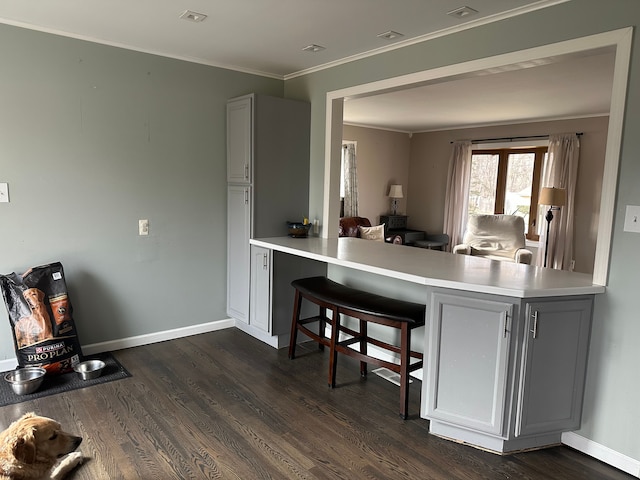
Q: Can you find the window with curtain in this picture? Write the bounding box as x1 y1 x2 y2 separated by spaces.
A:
341 142 358 217
339 146 345 217
468 147 547 240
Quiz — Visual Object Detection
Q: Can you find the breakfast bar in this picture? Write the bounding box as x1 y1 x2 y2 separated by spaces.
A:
249 236 605 454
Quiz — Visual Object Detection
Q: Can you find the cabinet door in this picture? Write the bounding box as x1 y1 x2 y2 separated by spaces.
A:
516 298 592 437
425 293 513 436
250 246 271 333
227 96 252 184
227 185 251 323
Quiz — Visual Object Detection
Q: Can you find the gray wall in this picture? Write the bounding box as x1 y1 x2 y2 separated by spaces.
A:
0 24 281 354
286 0 640 465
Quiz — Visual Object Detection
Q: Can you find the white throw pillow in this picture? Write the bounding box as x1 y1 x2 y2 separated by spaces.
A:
358 224 385 242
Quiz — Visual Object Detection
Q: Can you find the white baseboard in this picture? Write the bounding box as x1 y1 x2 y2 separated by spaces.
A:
0 318 235 372
233 320 290 349
562 431 640 478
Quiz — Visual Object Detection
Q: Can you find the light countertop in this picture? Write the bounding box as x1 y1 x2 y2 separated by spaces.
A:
250 236 605 298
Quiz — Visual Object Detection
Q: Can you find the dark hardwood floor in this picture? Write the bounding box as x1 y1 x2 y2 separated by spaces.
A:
0 328 633 479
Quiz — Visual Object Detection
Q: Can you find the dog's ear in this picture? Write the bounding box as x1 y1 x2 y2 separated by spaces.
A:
11 431 37 464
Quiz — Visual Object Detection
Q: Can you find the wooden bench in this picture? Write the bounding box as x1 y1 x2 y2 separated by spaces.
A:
288 276 426 419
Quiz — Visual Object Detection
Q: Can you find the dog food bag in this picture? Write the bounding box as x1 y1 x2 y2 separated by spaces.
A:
0 262 83 374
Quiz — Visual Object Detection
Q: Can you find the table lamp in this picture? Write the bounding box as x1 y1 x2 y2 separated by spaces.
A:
388 184 403 215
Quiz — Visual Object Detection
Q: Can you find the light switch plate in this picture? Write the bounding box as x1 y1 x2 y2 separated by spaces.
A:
623 205 640 233
0 183 8 203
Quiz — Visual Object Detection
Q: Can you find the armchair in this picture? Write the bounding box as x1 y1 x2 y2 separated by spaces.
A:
453 215 532 264
339 217 403 244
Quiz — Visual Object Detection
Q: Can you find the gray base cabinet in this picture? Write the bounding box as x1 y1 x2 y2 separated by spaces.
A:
249 245 271 333
245 246 326 348
422 289 593 453
425 294 513 436
516 299 592 437
227 185 251 324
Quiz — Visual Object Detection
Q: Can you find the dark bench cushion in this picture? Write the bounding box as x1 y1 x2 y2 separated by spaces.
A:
291 276 425 325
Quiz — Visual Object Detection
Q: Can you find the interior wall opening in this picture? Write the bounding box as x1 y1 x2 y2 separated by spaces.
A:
323 28 632 286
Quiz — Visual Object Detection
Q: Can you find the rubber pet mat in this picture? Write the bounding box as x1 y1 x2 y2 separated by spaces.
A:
0 352 131 407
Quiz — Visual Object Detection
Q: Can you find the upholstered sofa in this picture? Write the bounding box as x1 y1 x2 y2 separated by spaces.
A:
339 216 402 244
452 214 532 264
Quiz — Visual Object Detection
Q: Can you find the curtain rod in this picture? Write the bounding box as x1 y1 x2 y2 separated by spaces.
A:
450 132 583 144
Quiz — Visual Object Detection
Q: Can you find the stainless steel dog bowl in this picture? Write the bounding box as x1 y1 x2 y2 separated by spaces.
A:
4 367 46 395
73 360 106 380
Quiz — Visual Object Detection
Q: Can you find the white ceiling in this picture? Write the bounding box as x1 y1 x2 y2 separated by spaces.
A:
0 0 612 132
0 0 565 78
343 49 615 132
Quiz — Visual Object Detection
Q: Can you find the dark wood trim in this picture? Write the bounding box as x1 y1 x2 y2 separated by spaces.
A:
471 146 548 241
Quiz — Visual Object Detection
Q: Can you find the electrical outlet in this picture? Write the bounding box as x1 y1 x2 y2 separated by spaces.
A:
623 205 640 233
139 219 149 236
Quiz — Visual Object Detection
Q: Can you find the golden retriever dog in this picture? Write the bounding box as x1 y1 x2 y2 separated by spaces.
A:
0 413 83 480
14 289 53 349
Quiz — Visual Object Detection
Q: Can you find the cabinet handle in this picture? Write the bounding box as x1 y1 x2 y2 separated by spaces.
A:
503 315 509 338
262 253 268 270
530 311 539 339
244 164 249 179
244 189 248 204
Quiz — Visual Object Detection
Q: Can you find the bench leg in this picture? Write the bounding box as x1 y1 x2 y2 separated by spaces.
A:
318 306 326 351
399 324 410 419
288 289 303 360
328 308 339 388
360 319 367 377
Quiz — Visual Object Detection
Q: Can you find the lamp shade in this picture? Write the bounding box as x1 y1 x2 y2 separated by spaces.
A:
388 184 404 198
539 187 566 206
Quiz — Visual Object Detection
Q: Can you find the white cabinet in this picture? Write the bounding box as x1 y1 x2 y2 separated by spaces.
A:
425 293 513 436
249 245 271 333
226 93 312 347
248 245 327 345
516 298 592 437
422 289 593 453
227 185 251 324
227 97 252 184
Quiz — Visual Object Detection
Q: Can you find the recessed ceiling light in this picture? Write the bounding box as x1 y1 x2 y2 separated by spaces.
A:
302 44 326 53
180 10 207 22
377 31 405 41
447 6 479 19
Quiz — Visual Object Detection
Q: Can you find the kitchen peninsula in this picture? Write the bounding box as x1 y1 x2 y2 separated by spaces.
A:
249 236 605 454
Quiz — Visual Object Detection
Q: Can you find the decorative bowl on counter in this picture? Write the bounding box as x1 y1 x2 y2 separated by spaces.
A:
287 222 311 238
5 367 46 395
